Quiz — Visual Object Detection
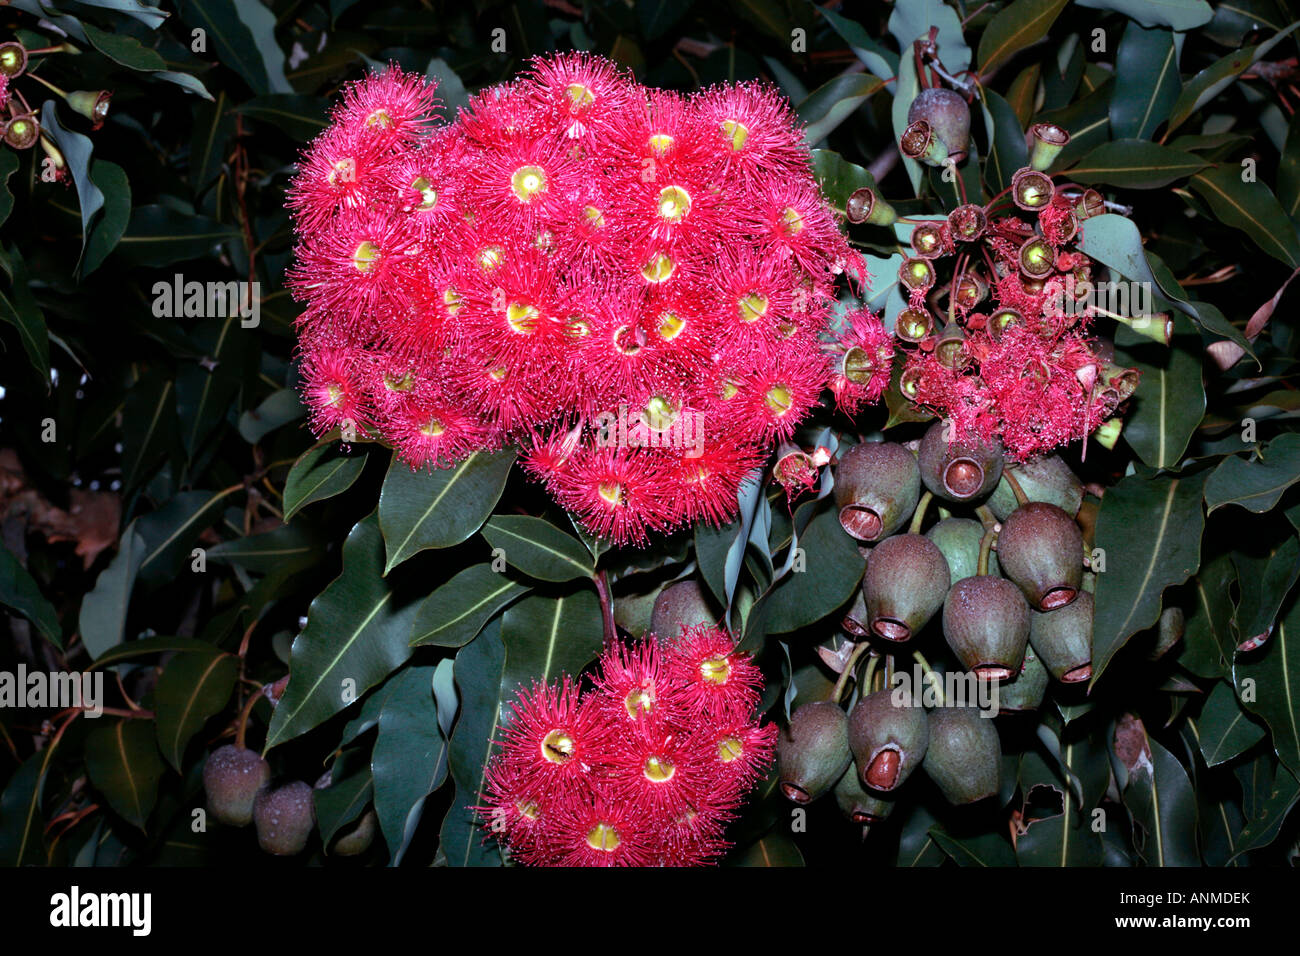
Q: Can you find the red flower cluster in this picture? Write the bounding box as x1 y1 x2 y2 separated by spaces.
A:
896 191 1140 460
479 626 776 866
285 56 891 545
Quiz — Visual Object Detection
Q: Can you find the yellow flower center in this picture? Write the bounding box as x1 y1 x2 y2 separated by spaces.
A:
641 252 675 284
721 119 749 150
540 729 575 764
717 736 743 763
643 755 676 783
598 480 624 507
765 384 794 416
506 302 540 335
585 822 621 852
657 312 685 340
352 241 380 273
657 185 692 222
510 165 547 202
410 175 438 211
700 656 731 684
739 293 768 322
566 83 595 110
648 133 674 156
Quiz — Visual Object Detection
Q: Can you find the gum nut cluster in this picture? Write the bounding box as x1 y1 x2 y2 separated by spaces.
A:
878 114 1145 461
477 625 777 866
785 434 1095 821
285 55 894 547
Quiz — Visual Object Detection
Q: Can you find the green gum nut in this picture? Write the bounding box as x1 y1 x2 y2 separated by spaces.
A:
1029 590 1094 684
650 579 720 639
987 454 1084 520
834 767 897 825
862 533 951 643
917 421 1004 504
942 576 1030 681
833 441 921 542
994 642 1049 713
253 782 316 856
329 808 378 856
848 688 929 793
997 502 1084 612
926 517 999 581
923 706 1001 805
778 701 852 805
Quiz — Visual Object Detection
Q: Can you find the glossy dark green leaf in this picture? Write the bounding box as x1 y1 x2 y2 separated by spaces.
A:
500 589 603 695
89 634 218 669
0 748 55 865
314 769 372 846
439 621 506 867
282 441 368 522
636 0 691 40
930 825 1017 866
85 720 165 831
83 161 131 277
1194 680 1266 767
77 0 169 28
1016 752 1104 865
190 91 235 193
1120 731 1200 866
154 649 239 771
1167 23 1299 135
799 73 884 146
410 564 529 647
81 21 166 70
481 515 593 582
177 315 249 458
120 372 177 492
137 487 242 589
206 524 320 575
0 543 60 647
1067 140 1206 189
980 89 1027 194
176 0 290 95
1231 765 1300 858
40 101 104 260
372 665 447 865
237 387 304 443
264 512 421 750
1233 535 1300 647
78 528 146 660
378 448 516 573
118 205 239 266
1205 433 1300 513
1114 317 1206 470
1110 24 1181 141
977 0 1069 78
819 7 898 84
1190 166 1300 268
810 148 879 216
1234 595 1300 775
1075 0 1211 30
695 517 738 606
1280 110 1300 221
236 95 330 141
0 149 19 230
1180 554 1239 679
763 505 863 637
1092 472 1207 682
729 833 805 866
0 247 49 381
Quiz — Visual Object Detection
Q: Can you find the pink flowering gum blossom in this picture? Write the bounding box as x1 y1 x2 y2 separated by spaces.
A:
285 55 890 546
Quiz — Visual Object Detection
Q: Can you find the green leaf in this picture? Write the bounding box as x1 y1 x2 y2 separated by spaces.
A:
264 512 421 750
177 315 249 458
85 720 165 831
1234 597 1300 775
729 834 805 866
409 564 529 648
89 635 219 669
500 589 604 693
1109 24 1181 141
78 528 147 660
236 95 330 141
136 487 242 589
154 650 239 771
378 448 516 573
798 73 884 147
83 161 131 276
930 825 1018 866
76 0 169 29
0 748 55 865
1194 681 1266 767
977 0 1069 78
1231 765 1300 858
0 545 61 647
1166 22 1300 135
206 525 320 575
480 515 594 582
1121 733 1201 866
177 0 291 95
1066 140 1207 189
190 90 235 193
819 7 898 86
1279 111 1300 222
439 621 506 867
81 21 166 70
811 148 879 214
1114 317 1206 471
1074 0 1212 30
636 0 691 40
0 149 20 230
40 100 104 261
237 387 304 443
1190 165 1300 268
888 0 971 73
1233 535 1300 647
1205 434 1300 513
763 505 863 637
1180 554 1239 679
980 89 1027 195
0 251 48 380
1092 472 1207 682
371 665 448 865
314 768 372 846
282 441 368 522
120 372 177 492
118 205 240 266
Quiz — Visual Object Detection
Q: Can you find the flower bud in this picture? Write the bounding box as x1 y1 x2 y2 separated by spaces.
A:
997 502 1084 611
918 420 1004 503
650 579 720 640
253 781 316 855
1029 590 1094 682
203 745 271 827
